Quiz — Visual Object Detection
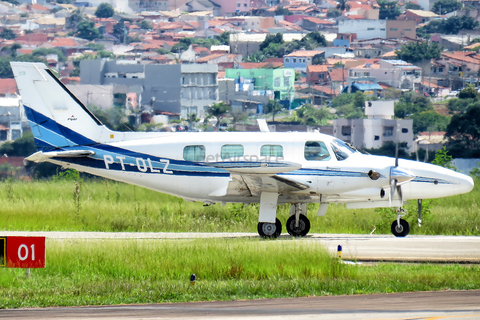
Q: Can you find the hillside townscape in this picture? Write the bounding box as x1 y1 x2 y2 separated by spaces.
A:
1 0 480 176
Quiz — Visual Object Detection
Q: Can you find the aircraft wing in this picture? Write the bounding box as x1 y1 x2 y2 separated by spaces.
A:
207 161 309 197
26 150 95 163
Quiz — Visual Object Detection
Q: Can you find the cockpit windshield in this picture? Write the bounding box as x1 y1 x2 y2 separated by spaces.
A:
330 139 356 161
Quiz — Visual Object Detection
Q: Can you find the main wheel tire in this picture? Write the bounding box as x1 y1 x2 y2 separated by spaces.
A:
391 219 410 237
286 215 311 237
257 218 282 239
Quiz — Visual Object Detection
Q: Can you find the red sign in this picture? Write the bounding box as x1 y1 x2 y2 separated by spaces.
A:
6 236 46 268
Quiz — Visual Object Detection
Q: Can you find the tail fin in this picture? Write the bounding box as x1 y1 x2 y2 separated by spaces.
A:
11 62 109 151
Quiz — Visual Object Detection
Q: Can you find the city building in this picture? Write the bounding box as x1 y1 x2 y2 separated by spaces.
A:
333 100 414 151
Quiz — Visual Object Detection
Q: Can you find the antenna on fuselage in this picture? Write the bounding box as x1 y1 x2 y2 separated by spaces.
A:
257 119 270 132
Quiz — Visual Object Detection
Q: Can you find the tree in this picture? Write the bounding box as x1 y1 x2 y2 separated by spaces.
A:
206 102 231 129
431 0 462 15
32 47 66 62
265 99 283 121
446 102 480 151
336 0 350 12
139 20 152 30
0 57 14 78
113 20 128 43
377 0 401 20
216 31 231 45
327 8 342 18
1 43 22 58
274 6 293 15
353 91 365 109
418 16 478 35
405 2 422 9
95 2 114 18
76 20 100 40
66 9 84 29
411 111 450 134
184 113 200 130
0 28 16 40
458 85 478 99
395 41 441 63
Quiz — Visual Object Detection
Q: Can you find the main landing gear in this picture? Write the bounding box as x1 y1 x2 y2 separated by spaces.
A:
257 203 311 239
391 208 410 237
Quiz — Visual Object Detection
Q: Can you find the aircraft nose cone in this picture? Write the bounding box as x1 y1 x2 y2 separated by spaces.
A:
458 174 474 194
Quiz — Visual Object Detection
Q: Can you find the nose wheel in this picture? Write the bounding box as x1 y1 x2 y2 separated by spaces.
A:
257 218 282 239
391 208 410 237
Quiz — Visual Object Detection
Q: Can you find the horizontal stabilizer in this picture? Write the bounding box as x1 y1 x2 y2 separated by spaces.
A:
26 150 95 163
207 161 301 174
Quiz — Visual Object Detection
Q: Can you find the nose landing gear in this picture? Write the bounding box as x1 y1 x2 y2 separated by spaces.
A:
391 208 410 237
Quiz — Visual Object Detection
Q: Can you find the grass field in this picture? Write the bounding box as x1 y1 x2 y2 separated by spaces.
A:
1 177 479 235
1 177 479 308
1 238 479 308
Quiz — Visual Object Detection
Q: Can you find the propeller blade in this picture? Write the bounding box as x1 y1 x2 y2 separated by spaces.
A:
394 125 399 167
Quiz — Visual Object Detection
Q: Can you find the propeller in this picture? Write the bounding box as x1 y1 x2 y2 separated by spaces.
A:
389 125 415 206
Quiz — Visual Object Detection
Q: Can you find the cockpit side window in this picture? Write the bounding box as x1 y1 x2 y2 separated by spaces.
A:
304 141 331 161
330 139 355 161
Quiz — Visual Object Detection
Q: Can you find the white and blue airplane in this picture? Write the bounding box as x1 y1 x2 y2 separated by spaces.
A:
11 62 474 238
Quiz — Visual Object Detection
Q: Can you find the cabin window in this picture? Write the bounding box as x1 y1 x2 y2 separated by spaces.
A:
221 144 244 159
183 145 205 162
261 145 283 158
304 141 330 161
330 139 355 161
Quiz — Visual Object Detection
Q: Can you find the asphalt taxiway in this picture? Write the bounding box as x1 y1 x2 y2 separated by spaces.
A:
2 290 480 320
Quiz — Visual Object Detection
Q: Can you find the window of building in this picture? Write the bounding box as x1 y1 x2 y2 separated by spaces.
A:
341 126 351 136
319 73 325 79
304 141 330 161
307 58 311 61
274 77 281 87
401 128 408 133
293 58 297 63
261 145 283 157
374 135 380 140
284 76 290 86
237 3 240 6
405 28 412 31
221 144 244 159
380 28 385 31
245 3 247 6
285 58 290 63
439 67 443 72
367 27 374 30
384 126 394 137
390 28 398 31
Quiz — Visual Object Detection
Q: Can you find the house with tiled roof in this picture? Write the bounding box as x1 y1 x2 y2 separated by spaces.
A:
284 50 325 71
300 16 335 31
195 53 242 64
0 79 17 97
306 64 329 84
328 67 348 92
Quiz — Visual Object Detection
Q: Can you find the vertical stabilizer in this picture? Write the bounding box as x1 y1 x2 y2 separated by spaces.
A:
11 62 108 151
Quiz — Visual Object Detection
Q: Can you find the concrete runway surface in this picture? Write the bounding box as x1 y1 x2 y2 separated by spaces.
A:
2 290 480 320
3 231 480 263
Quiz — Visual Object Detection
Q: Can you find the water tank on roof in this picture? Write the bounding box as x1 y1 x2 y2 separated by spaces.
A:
364 100 394 119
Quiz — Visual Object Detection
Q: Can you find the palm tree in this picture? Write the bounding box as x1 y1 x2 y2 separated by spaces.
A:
266 99 283 122
206 102 231 129
336 0 350 12
183 113 200 130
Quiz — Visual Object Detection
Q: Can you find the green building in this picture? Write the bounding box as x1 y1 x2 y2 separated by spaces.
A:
225 68 295 102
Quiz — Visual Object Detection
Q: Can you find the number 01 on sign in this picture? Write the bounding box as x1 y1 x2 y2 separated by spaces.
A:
0 236 46 268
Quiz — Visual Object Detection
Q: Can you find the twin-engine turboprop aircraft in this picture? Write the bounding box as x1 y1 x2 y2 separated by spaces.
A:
11 62 474 238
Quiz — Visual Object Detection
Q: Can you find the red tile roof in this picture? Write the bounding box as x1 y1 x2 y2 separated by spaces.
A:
0 79 17 95
307 65 328 72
